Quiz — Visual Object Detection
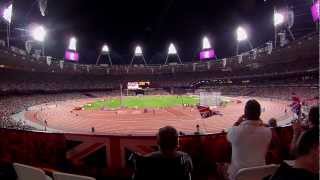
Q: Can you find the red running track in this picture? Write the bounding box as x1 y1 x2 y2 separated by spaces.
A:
24 96 292 135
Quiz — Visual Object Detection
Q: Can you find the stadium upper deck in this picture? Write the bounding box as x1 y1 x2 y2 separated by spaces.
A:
0 33 318 93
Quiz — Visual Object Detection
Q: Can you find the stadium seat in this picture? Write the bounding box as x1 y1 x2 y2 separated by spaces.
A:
234 164 280 180
13 162 52 180
53 171 95 180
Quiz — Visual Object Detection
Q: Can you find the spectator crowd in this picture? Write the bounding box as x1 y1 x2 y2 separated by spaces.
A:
132 100 318 180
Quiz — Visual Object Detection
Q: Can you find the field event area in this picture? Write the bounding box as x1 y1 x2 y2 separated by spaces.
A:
83 95 199 109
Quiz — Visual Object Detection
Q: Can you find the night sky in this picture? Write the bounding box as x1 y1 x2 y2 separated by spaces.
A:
1 0 315 64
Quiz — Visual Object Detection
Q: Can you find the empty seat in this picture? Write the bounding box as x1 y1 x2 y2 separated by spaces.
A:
235 164 280 180
13 163 52 180
53 171 95 180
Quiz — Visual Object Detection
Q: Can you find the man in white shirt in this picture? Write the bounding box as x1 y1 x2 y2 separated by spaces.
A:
227 99 272 180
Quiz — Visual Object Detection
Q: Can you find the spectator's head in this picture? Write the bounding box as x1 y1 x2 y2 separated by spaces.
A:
157 126 179 152
308 106 319 128
244 99 261 120
268 118 278 128
295 128 319 173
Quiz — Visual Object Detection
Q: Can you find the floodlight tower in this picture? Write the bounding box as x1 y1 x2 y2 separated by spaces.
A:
273 8 295 48
130 45 147 65
202 36 211 50
2 3 12 47
235 26 253 55
96 44 112 65
164 43 182 64
199 36 217 60
64 36 80 62
31 25 47 56
273 11 284 48
68 37 77 51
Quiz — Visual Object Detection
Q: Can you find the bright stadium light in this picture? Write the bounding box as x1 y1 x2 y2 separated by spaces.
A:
236 26 248 42
165 43 182 64
3 4 13 47
274 12 285 26
131 45 147 65
3 4 12 23
101 44 109 53
31 25 46 42
96 44 112 65
202 36 211 49
68 37 77 51
168 43 177 55
134 45 143 56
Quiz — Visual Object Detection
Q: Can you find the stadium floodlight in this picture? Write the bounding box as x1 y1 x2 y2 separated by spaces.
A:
31 25 46 42
3 3 12 47
235 26 253 55
134 45 143 56
165 43 182 64
168 43 177 55
101 44 109 53
131 45 147 65
68 37 77 51
274 12 284 26
202 36 211 50
2 4 12 23
96 44 112 65
236 26 248 42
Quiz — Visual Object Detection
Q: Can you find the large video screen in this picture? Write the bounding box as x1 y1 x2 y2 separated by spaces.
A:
127 81 150 90
199 49 216 60
65 51 79 62
128 82 139 90
311 0 319 22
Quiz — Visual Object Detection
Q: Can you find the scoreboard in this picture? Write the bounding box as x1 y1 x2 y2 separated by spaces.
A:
65 50 79 62
127 81 150 90
199 49 216 60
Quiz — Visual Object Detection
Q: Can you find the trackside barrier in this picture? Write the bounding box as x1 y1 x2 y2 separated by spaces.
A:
0 126 293 178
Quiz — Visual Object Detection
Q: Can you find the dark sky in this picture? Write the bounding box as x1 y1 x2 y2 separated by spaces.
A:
2 0 315 64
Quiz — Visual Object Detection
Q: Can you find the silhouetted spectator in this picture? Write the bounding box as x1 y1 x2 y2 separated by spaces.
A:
227 99 272 180
268 118 278 128
307 106 319 129
195 124 201 135
133 126 193 180
291 106 319 155
266 128 319 180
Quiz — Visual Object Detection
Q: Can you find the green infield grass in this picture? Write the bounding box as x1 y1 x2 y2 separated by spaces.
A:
83 95 199 110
